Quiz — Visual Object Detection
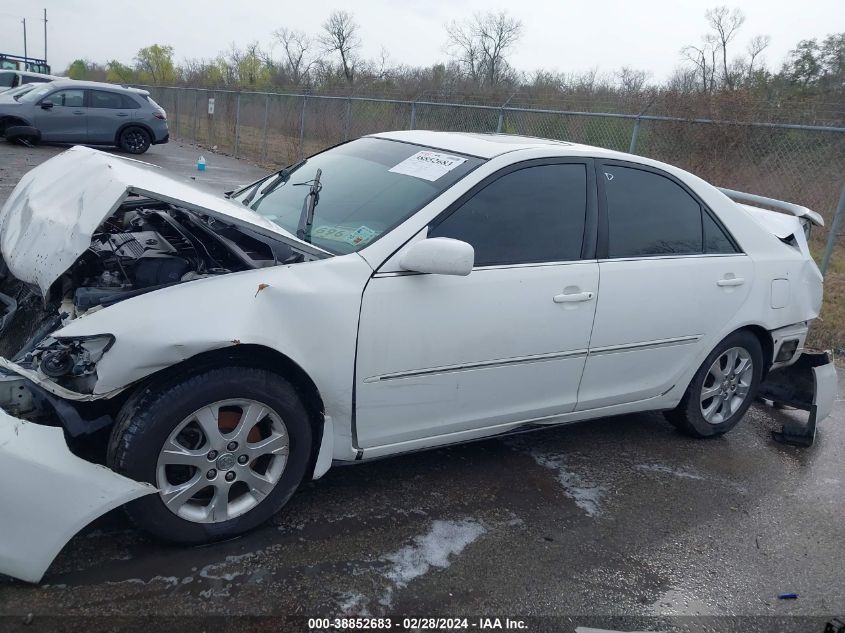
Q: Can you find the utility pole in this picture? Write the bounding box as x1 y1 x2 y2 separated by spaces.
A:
43 9 47 63
22 18 27 62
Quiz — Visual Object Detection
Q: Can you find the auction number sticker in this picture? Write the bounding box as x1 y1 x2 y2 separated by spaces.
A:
388 151 467 181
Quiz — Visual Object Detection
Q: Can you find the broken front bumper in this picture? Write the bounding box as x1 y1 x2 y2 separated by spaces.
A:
0 409 155 583
758 350 839 446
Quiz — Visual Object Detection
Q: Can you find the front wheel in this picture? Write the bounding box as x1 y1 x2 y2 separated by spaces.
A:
665 330 763 438
118 126 151 154
108 367 313 543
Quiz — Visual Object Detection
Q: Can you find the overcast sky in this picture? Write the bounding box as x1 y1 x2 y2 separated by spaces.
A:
2 0 843 81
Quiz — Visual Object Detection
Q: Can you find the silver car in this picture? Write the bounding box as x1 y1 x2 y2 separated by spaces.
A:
0 79 169 154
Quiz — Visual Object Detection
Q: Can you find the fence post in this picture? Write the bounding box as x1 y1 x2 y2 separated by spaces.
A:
298 95 307 160
174 88 179 139
821 183 845 276
410 102 416 130
344 98 352 140
262 94 269 163
496 109 504 133
234 92 241 157
629 118 642 154
193 89 199 142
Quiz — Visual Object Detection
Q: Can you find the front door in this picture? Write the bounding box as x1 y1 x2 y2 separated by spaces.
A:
34 88 87 142
355 161 599 449
576 161 753 410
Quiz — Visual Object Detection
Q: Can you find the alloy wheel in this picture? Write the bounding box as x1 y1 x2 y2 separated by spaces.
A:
699 346 754 424
155 399 289 523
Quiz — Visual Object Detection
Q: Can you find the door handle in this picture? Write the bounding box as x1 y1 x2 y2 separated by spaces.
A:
553 291 594 303
72 111 85 115
116 112 129 117
717 277 745 287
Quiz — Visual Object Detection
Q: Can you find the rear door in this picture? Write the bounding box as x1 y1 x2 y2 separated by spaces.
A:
355 160 599 448
33 88 87 142
576 161 752 411
87 89 136 143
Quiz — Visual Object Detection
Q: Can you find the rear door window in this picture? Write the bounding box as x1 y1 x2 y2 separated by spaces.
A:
89 90 125 109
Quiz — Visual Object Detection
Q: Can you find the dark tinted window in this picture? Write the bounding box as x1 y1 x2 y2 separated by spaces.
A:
121 94 141 109
703 211 738 253
429 164 587 266
604 166 701 257
0 72 15 88
24 76 51 84
90 90 125 109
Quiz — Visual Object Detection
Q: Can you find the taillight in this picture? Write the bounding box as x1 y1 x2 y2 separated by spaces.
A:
154 111 166 120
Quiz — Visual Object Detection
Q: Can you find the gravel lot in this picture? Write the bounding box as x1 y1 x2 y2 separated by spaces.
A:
0 140 843 633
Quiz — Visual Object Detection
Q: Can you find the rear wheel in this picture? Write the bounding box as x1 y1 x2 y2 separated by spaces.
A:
118 126 151 154
108 367 313 543
665 330 763 438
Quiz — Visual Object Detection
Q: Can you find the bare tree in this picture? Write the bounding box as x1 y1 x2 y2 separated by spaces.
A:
319 10 361 84
746 34 771 79
706 6 745 89
273 27 315 86
447 11 523 87
681 34 718 93
616 66 651 93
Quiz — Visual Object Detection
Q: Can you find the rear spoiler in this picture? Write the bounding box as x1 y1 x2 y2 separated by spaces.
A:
717 187 824 227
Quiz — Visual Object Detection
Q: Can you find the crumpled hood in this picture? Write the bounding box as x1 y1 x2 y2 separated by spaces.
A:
0 146 325 296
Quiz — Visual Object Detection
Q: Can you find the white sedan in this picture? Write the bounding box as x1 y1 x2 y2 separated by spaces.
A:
0 132 836 582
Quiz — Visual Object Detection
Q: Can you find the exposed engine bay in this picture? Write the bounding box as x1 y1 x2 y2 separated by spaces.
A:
0 197 306 392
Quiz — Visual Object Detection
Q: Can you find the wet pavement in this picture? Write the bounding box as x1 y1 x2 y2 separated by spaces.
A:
0 140 843 632
0 138 267 207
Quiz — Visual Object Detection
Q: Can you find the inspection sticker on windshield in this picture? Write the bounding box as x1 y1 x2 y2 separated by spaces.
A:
389 151 466 181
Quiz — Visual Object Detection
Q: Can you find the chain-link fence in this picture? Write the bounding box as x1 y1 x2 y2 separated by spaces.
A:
147 85 845 351
150 85 845 229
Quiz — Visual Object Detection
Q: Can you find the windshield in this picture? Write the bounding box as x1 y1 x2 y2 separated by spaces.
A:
232 138 483 254
18 84 53 103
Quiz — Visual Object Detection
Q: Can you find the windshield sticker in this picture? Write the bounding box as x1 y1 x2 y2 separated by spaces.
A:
312 225 379 247
312 225 353 243
388 151 467 182
347 225 377 246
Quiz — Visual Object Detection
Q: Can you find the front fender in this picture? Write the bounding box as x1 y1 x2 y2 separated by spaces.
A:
54 255 372 438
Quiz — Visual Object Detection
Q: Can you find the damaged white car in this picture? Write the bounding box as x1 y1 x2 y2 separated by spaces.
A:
0 132 837 583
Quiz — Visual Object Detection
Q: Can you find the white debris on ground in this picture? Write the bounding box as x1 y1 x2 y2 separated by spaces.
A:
382 519 486 588
337 591 371 616
528 451 607 517
634 463 706 480
372 519 487 607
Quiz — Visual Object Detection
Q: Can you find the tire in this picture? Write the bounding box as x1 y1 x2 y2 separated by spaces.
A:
108 366 313 544
118 126 151 154
4 125 40 146
664 330 763 438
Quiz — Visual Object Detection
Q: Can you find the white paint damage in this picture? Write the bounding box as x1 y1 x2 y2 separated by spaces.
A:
0 145 324 296
0 409 155 583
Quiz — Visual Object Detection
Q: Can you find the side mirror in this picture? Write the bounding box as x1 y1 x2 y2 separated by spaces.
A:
40 101 54 110
399 237 474 276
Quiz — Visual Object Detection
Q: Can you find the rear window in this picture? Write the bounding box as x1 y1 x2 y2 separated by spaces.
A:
0 72 15 88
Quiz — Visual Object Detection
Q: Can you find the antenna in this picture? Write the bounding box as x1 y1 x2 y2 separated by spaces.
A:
43 9 47 63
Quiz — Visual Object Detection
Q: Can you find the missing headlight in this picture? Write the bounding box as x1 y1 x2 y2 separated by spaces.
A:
30 335 115 392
